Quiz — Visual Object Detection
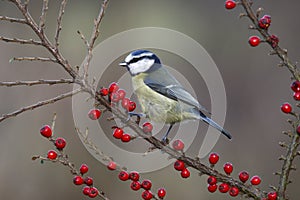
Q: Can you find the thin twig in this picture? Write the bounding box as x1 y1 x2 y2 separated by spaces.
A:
39 0 49 32
55 0 68 49
0 87 82 123
0 79 75 87
10 56 57 63
0 16 27 24
0 36 42 45
82 0 109 80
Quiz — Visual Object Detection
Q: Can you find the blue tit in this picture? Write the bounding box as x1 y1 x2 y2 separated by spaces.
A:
119 49 232 141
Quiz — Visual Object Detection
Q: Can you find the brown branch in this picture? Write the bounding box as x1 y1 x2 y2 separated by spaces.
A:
0 16 27 24
0 87 82 123
0 79 75 87
10 56 57 63
39 0 49 33
239 1 300 199
0 36 42 45
54 0 68 49
82 0 109 80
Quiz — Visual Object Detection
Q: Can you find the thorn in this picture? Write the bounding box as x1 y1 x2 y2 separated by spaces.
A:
256 7 264 18
287 119 293 124
269 185 277 191
279 155 287 161
278 62 285 67
248 25 256 29
269 50 277 55
283 49 288 54
32 155 40 160
239 13 247 18
291 165 297 170
282 131 293 137
279 141 288 148
287 180 292 184
198 172 204 176
274 171 281 176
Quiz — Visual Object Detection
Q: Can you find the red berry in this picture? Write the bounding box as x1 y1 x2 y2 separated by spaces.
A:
249 36 261 47
207 176 217 185
107 161 117 170
73 175 84 185
293 92 300 101
55 137 66 150
84 176 93 186
259 15 271 29
142 122 153 133
128 101 136 112
80 164 89 174
99 87 109 96
82 186 91 195
209 152 219 165
269 34 279 48
281 103 292 114
157 188 166 198
267 191 277 200
250 175 261 185
47 150 57 160
117 89 126 100
297 125 300 136
129 171 140 181
219 183 230 193
88 187 99 198
141 179 152 190
229 186 239 197
119 171 129 181
108 82 119 94
174 160 185 171
291 81 300 92
113 128 124 139
225 0 236 9
130 181 141 191
40 125 52 138
142 190 153 200
88 109 101 120
121 134 131 142
181 168 190 178
121 98 130 109
172 139 185 151
223 162 233 175
239 171 249 183
110 92 121 102
207 184 217 193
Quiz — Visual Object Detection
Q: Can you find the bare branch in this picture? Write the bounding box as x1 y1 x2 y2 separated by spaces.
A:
0 79 75 87
10 56 57 63
82 0 110 80
0 87 82 123
0 16 27 24
55 0 68 49
39 0 49 32
0 36 42 45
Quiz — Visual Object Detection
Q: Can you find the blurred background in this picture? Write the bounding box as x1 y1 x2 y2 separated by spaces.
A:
0 0 300 199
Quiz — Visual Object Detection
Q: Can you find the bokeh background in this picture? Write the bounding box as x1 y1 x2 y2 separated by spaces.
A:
0 0 300 199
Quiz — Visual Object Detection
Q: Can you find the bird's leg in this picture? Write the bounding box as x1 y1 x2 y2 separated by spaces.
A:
161 123 174 144
123 112 146 125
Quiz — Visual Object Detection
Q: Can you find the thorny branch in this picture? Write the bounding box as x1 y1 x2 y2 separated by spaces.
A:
240 1 300 199
0 79 75 87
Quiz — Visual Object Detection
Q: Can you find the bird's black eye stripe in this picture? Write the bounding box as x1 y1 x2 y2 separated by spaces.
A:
128 56 153 64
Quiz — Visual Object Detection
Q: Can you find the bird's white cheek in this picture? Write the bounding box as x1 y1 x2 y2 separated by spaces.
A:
128 59 154 75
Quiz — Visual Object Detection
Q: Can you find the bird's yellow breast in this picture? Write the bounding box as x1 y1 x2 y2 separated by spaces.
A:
132 73 187 123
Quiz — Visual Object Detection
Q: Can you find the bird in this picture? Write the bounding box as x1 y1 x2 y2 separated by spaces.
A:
119 49 232 142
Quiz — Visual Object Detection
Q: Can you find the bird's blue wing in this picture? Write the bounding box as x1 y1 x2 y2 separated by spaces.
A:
144 67 209 113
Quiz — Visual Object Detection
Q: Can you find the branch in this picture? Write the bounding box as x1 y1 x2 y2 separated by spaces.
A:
0 87 82 123
0 36 42 45
10 56 57 63
0 79 75 87
39 0 49 32
0 15 27 24
54 0 68 49
82 0 109 79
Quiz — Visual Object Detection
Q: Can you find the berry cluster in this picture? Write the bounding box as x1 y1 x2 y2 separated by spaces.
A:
206 152 277 198
112 127 132 142
173 160 190 178
118 170 166 199
39 125 102 198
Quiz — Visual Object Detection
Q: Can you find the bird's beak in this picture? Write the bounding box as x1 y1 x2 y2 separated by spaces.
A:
119 62 127 67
